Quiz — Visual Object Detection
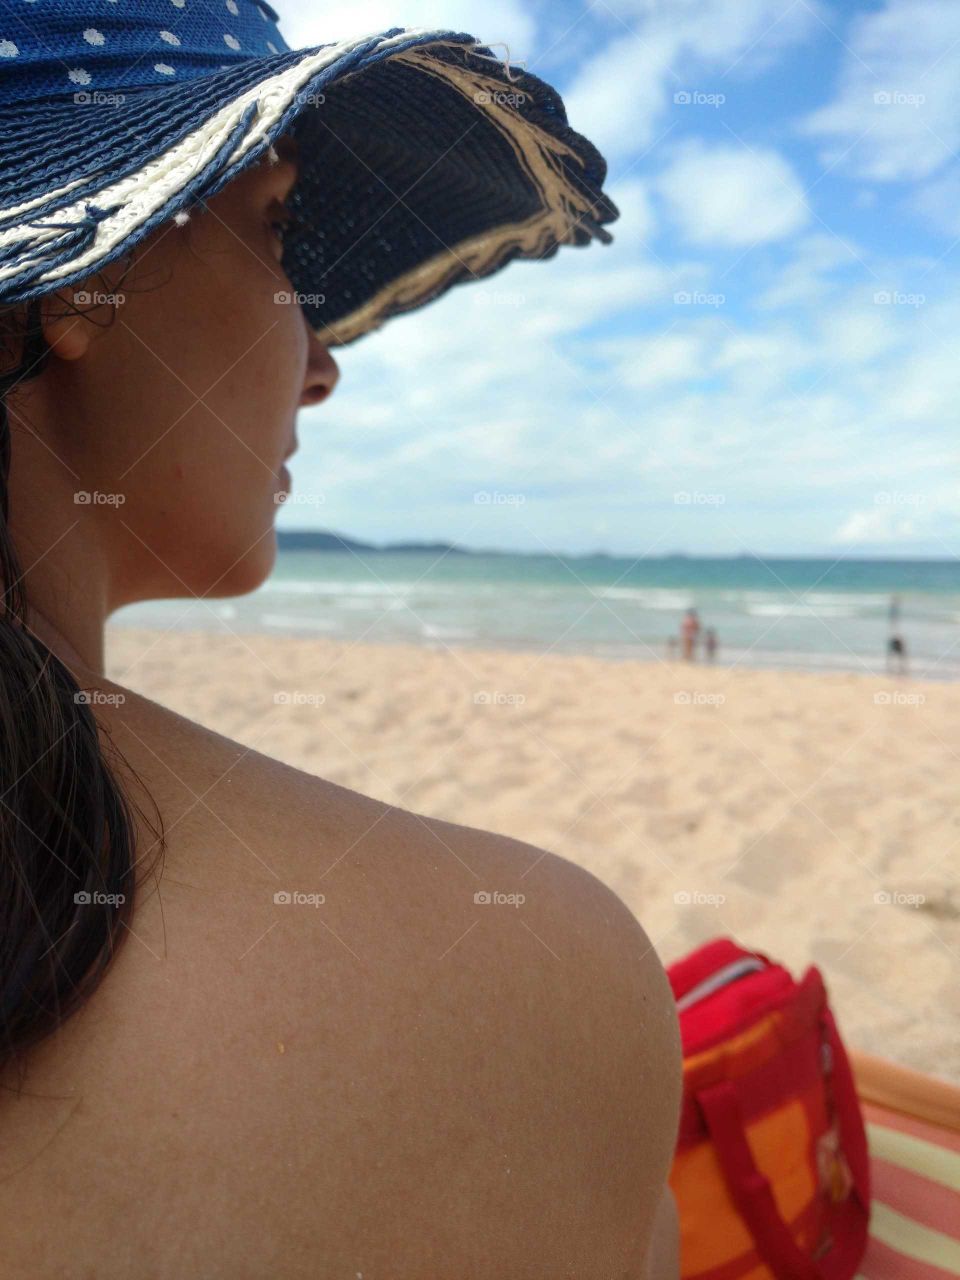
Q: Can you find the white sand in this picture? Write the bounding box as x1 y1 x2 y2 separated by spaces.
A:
107 626 960 1082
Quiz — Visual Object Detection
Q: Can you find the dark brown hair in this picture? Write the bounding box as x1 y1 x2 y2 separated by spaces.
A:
0 286 164 1076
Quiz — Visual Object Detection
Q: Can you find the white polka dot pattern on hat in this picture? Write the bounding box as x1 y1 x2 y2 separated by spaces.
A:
0 0 291 98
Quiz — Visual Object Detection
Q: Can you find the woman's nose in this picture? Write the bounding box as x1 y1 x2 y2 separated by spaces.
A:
300 332 340 407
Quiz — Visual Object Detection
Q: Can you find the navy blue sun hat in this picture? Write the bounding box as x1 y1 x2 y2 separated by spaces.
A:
0 0 619 345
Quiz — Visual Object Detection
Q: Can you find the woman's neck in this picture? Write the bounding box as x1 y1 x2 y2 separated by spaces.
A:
23 601 104 679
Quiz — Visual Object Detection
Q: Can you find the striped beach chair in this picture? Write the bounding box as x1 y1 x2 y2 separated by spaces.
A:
852 1052 960 1280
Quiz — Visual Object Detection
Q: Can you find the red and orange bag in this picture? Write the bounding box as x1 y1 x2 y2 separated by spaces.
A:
667 939 871 1280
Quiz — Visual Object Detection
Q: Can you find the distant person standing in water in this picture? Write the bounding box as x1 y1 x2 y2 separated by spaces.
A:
704 628 718 663
886 594 907 675
681 609 701 661
887 633 908 676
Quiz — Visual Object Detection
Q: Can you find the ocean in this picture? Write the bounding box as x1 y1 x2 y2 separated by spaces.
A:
111 550 960 680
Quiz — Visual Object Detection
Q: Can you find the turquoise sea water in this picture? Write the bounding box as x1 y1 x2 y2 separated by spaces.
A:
112 550 960 680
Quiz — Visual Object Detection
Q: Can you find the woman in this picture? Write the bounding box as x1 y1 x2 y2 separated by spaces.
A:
0 5 681 1274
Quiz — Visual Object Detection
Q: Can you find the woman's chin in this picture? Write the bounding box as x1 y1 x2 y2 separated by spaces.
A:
203 530 278 598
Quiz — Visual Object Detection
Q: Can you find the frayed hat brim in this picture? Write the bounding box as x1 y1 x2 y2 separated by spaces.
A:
0 28 619 345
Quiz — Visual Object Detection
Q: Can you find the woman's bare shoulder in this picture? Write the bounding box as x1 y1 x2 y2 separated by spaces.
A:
1 673 681 1278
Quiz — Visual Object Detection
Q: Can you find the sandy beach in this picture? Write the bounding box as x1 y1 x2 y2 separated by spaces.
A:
106 625 960 1083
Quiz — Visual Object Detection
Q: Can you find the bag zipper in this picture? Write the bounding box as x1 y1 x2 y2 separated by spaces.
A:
676 955 766 1013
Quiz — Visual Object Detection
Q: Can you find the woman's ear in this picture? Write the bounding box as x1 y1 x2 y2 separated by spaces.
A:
41 289 94 362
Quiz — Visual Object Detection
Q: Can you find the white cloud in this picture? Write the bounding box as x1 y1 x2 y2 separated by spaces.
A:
597 0 818 66
603 177 657 249
802 0 960 182
655 141 809 247
561 30 679 162
912 171 960 238
276 0 535 55
595 331 710 391
755 234 864 310
562 0 817 164
834 508 918 545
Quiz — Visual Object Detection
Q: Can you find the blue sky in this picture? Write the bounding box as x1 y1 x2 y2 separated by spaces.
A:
275 0 960 558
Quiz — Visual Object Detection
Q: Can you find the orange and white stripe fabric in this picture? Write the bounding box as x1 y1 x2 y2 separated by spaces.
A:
853 1053 960 1280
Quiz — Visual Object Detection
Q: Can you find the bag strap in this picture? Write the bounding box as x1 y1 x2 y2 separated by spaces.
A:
822 1010 871 1210
696 1079 824 1280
